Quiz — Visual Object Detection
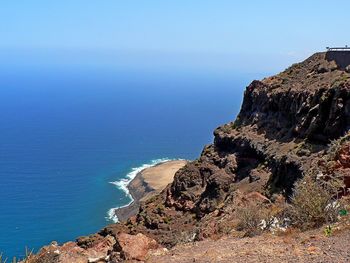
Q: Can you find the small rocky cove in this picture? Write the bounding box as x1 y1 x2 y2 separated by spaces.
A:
21 52 350 262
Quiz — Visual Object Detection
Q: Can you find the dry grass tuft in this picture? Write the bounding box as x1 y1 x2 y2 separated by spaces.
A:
235 203 264 237
288 176 340 230
0 248 34 263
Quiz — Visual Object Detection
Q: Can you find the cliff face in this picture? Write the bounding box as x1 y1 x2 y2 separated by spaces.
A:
167 52 350 217
28 52 350 262
130 52 350 246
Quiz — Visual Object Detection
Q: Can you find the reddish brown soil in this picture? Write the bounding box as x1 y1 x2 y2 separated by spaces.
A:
148 228 350 263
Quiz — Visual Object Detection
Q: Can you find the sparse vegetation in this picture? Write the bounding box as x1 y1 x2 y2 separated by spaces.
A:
156 204 165 214
221 132 350 236
287 132 350 230
307 133 350 196
220 124 232 134
0 254 7 263
324 225 333 237
288 175 340 230
295 140 325 156
163 216 172 224
235 203 264 236
0 248 34 263
331 74 350 87
327 132 350 160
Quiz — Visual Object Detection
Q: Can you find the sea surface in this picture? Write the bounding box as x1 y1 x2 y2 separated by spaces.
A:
0 62 260 258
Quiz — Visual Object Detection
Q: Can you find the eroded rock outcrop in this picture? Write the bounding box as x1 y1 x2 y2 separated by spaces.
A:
112 233 160 261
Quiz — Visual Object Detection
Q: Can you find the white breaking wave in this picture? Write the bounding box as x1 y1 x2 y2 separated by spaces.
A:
107 158 178 223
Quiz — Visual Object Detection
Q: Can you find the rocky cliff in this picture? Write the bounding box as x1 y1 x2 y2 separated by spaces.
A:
26 52 350 262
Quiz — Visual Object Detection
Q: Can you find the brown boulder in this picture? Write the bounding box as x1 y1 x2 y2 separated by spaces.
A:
115 233 160 261
337 143 350 168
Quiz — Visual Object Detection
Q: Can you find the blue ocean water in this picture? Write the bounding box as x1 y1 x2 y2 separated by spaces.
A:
0 64 256 258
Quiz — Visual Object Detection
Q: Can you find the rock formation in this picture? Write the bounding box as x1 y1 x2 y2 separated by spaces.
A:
26 52 350 262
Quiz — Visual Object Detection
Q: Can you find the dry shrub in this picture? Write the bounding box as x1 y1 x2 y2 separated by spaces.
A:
235 203 264 236
288 176 340 230
234 193 289 236
0 248 34 263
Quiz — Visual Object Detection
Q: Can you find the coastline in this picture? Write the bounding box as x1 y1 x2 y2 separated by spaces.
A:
110 160 188 222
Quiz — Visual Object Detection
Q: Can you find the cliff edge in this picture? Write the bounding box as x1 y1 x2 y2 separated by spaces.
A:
25 52 350 262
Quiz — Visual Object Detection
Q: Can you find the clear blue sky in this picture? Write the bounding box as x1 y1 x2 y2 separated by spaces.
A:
1 0 349 72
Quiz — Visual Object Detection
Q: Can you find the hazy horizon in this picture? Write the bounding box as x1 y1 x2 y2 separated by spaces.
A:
1 1 350 74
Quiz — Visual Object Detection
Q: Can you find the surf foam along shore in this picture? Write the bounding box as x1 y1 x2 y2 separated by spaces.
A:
107 158 180 222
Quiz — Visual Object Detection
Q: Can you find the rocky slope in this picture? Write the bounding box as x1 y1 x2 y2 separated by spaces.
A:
26 52 350 262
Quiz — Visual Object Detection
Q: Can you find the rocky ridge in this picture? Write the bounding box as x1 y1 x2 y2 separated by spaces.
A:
25 52 350 262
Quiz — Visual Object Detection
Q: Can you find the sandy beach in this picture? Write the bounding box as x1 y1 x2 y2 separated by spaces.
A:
115 160 187 221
